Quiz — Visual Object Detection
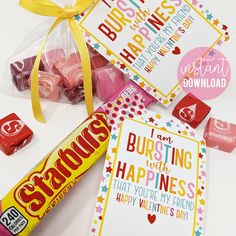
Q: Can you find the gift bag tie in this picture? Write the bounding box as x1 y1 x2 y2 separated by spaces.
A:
19 0 95 123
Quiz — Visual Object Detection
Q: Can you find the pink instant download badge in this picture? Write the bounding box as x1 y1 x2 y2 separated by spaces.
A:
178 47 231 100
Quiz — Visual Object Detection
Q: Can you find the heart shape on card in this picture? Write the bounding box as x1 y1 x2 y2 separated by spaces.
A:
172 46 181 55
147 214 156 224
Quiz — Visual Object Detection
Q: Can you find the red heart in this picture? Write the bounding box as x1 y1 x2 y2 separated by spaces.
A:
172 46 181 55
147 214 156 224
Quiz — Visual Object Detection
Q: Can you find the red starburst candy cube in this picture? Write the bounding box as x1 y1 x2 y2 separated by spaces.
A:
204 118 236 153
172 93 211 128
0 114 33 155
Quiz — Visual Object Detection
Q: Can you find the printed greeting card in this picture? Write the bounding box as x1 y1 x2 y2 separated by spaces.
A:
90 110 207 236
76 0 229 106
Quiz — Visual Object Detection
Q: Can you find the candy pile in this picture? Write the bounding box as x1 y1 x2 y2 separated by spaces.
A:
10 46 126 104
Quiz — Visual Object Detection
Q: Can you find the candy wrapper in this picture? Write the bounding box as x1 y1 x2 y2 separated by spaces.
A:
173 93 211 128
0 113 33 156
0 81 155 236
204 118 236 153
0 18 126 107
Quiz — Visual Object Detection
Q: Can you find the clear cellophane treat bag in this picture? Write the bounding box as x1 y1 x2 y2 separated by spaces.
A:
0 18 127 105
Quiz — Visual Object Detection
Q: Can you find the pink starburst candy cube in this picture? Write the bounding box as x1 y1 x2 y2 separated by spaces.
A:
53 52 83 89
42 49 66 72
29 71 63 102
204 118 236 153
88 45 109 70
93 66 126 102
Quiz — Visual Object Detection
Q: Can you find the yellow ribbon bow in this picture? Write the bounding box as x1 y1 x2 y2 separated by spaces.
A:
19 0 95 123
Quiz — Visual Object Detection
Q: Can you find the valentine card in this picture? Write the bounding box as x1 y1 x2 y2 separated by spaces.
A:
90 110 207 236
76 0 229 106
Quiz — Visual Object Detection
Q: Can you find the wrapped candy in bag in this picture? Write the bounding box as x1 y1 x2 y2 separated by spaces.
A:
0 15 126 118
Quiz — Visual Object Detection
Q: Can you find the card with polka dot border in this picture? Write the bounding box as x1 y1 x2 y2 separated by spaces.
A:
76 0 228 107
90 110 206 236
